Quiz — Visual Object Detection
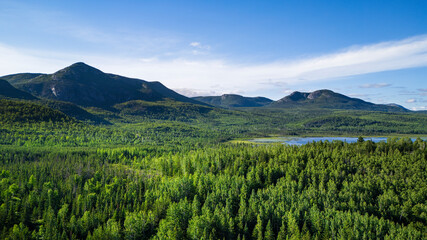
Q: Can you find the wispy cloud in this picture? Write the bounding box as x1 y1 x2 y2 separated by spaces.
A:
406 98 416 103
348 93 372 98
359 83 391 88
103 35 427 93
1 35 427 97
174 88 221 97
411 106 427 111
0 1 182 57
190 42 201 48
0 43 72 74
418 88 427 96
190 42 210 49
189 42 211 55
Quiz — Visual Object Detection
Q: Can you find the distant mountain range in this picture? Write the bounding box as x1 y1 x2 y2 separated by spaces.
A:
1 62 409 115
193 90 408 112
193 94 273 108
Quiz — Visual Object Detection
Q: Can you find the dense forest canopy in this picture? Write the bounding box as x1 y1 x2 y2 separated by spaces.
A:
0 139 425 239
0 82 426 239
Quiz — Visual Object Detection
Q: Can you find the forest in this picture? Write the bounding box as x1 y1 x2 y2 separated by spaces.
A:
0 99 426 239
0 139 426 239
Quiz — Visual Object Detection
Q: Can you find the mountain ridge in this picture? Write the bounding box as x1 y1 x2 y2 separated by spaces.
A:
1 64 410 113
269 89 409 112
192 94 273 108
2 62 206 108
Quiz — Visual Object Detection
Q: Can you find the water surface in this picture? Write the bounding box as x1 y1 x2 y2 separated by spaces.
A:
248 137 421 146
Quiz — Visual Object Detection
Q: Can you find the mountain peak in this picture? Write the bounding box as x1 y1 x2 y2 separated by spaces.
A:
55 62 103 76
279 89 345 103
69 62 95 69
222 94 240 97
307 89 336 100
71 62 88 66
278 91 308 103
51 62 106 84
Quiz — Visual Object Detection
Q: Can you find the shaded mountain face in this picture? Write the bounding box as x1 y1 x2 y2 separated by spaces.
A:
193 94 273 108
2 62 203 108
0 79 37 100
269 89 409 112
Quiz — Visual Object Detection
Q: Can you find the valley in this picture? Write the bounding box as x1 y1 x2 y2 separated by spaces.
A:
0 63 426 239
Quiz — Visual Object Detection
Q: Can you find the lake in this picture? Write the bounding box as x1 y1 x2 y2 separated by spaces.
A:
248 137 422 146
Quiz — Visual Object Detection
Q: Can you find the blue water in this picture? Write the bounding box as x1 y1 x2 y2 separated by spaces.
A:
249 137 421 146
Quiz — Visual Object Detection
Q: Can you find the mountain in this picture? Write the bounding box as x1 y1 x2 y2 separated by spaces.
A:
1 73 44 85
0 79 37 100
2 62 205 108
192 94 273 108
269 89 409 112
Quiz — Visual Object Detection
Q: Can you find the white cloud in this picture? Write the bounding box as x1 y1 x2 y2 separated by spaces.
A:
174 88 221 97
189 42 211 55
1 35 427 98
359 83 391 88
190 42 201 47
406 98 416 103
189 42 210 49
411 106 427 111
418 88 427 96
0 43 72 74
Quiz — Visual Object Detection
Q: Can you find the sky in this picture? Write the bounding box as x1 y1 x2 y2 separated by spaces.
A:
0 0 426 110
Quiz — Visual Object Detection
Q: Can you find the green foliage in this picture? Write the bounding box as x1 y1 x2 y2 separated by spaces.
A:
1 85 427 239
0 139 425 239
0 99 75 124
114 100 212 121
1 98 427 151
40 99 108 124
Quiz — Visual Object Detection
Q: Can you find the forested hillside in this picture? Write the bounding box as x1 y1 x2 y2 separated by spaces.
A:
1 99 425 239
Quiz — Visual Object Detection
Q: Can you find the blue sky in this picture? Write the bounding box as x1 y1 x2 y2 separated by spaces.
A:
0 0 426 110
